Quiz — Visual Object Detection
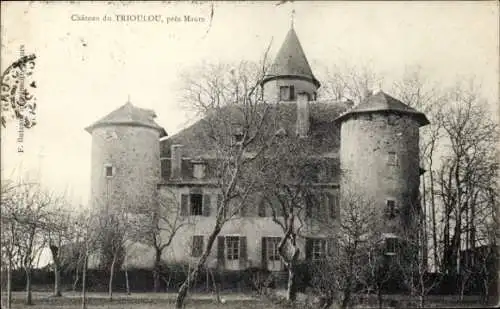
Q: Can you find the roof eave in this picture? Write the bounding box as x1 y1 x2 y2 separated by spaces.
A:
261 74 321 88
334 110 430 127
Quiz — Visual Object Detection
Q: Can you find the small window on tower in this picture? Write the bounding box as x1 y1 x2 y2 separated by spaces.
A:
105 165 113 177
386 200 397 219
388 151 397 166
279 86 295 101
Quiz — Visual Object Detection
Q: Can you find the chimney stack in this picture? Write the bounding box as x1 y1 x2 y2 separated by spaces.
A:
171 144 184 179
296 92 310 137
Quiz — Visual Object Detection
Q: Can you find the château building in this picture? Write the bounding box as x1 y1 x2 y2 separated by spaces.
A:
86 25 429 271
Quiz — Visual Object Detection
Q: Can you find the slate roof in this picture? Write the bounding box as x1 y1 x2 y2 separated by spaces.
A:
334 91 430 126
85 102 167 136
262 28 320 87
160 100 348 159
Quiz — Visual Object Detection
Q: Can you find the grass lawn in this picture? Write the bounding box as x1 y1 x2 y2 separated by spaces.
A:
2 291 495 308
3 292 277 309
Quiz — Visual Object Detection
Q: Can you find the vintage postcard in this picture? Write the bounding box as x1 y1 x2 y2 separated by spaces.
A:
1 1 499 308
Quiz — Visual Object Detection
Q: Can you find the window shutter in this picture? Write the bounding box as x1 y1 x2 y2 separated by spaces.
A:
290 85 295 100
191 236 203 257
327 193 335 219
261 237 268 269
191 236 196 256
180 194 189 216
239 204 246 217
239 236 247 269
217 236 225 268
305 196 312 218
327 238 335 256
305 238 313 260
203 195 211 217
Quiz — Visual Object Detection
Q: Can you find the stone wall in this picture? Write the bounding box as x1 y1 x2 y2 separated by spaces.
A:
339 112 421 236
89 125 161 214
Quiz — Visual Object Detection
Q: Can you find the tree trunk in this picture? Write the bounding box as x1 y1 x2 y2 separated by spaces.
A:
419 294 425 308
153 248 162 292
286 263 297 301
175 224 222 309
81 254 87 309
125 267 130 295
73 265 80 292
108 254 117 301
6 258 12 309
54 263 62 297
25 267 33 305
377 288 383 309
50 245 62 297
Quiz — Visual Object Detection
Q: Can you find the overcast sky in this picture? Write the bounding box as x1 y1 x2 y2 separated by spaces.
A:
1 1 499 206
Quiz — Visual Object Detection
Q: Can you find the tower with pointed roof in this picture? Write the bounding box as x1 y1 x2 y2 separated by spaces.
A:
335 91 429 243
85 101 167 214
261 26 320 104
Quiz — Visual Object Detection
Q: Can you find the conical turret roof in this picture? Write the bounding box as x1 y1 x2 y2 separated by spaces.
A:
263 27 320 87
334 91 429 126
85 102 167 136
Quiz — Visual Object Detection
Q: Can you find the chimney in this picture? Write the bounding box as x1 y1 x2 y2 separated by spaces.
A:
296 92 310 137
344 99 354 109
170 144 184 179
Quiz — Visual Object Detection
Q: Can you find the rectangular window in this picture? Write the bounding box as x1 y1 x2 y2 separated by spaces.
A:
190 194 203 215
105 165 113 177
226 236 240 261
191 235 204 257
388 151 397 166
312 239 327 260
279 85 295 101
266 237 282 261
385 237 398 256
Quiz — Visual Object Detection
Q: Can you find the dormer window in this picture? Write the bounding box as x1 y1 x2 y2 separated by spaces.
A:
192 161 206 179
280 85 295 101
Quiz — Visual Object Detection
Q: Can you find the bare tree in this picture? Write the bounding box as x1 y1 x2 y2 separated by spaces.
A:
96 208 131 301
310 190 382 309
174 44 278 308
42 202 75 297
256 135 338 301
72 209 100 309
2 180 52 305
1 179 23 309
316 62 384 103
435 80 498 279
129 189 189 292
397 204 442 308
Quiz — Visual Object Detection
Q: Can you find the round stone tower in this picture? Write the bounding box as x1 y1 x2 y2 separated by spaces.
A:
261 26 320 103
85 101 167 214
335 91 429 238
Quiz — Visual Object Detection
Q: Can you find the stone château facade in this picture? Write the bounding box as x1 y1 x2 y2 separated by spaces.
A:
86 26 429 270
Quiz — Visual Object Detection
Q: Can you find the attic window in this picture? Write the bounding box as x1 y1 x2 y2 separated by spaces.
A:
280 85 295 101
193 161 206 179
